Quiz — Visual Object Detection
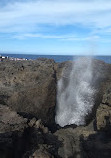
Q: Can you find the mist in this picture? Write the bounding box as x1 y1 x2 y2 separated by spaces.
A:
55 57 96 127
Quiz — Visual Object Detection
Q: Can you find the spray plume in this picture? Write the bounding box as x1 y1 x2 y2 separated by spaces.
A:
55 57 96 127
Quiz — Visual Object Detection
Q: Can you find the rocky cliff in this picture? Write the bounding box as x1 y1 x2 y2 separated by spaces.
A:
0 59 56 128
0 58 111 158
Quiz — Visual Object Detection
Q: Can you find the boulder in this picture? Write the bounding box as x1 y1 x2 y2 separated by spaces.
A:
96 104 111 131
0 104 28 158
29 148 54 158
0 104 57 158
28 117 37 127
54 126 96 158
0 104 27 133
96 85 111 131
102 85 111 106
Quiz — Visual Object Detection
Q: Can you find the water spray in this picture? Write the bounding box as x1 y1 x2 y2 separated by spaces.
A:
55 57 96 127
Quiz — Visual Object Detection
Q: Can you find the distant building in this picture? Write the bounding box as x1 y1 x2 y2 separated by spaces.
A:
0 54 28 61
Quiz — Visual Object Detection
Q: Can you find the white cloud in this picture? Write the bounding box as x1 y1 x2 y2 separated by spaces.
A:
12 33 100 42
12 33 83 40
0 0 111 34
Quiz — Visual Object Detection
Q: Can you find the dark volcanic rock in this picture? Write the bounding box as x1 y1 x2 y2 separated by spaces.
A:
0 58 111 127
102 84 111 106
0 58 111 158
0 104 61 158
0 104 28 133
0 59 56 127
29 148 54 158
96 103 111 131
0 104 28 158
54 128 82 158
81 131 111 158
96 84 111 132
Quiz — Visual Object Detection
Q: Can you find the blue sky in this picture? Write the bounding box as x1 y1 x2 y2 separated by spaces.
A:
0 0 111 55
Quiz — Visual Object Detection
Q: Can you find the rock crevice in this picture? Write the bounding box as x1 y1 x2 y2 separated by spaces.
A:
0 58 111 158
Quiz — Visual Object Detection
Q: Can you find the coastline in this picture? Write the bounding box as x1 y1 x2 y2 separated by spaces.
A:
1 53 111 63
0 58 111 158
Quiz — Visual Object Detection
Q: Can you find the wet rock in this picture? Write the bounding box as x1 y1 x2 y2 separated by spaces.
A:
96 104 111 131
96 85 111 131
54 127 82 158
102 85 111 106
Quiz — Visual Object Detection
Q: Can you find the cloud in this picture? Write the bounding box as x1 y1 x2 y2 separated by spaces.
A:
12 33 84 40
0 0 111 34
12 33 100 42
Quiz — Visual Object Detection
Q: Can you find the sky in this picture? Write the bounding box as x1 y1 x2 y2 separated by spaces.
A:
0 0 111 55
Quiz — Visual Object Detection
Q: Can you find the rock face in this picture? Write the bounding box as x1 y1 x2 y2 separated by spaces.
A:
96 104 111 131
0 58 111 127
0 59 56 127
0 58 111 158
96 85 111 131
102 85 111 106
0 104 28 133
0 104 28 158
0 104 59 158
29 148 54 158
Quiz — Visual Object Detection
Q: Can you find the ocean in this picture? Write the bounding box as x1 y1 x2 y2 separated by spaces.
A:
1 54 111 64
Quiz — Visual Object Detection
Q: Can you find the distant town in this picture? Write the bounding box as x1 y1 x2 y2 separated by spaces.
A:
0 55 28 61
